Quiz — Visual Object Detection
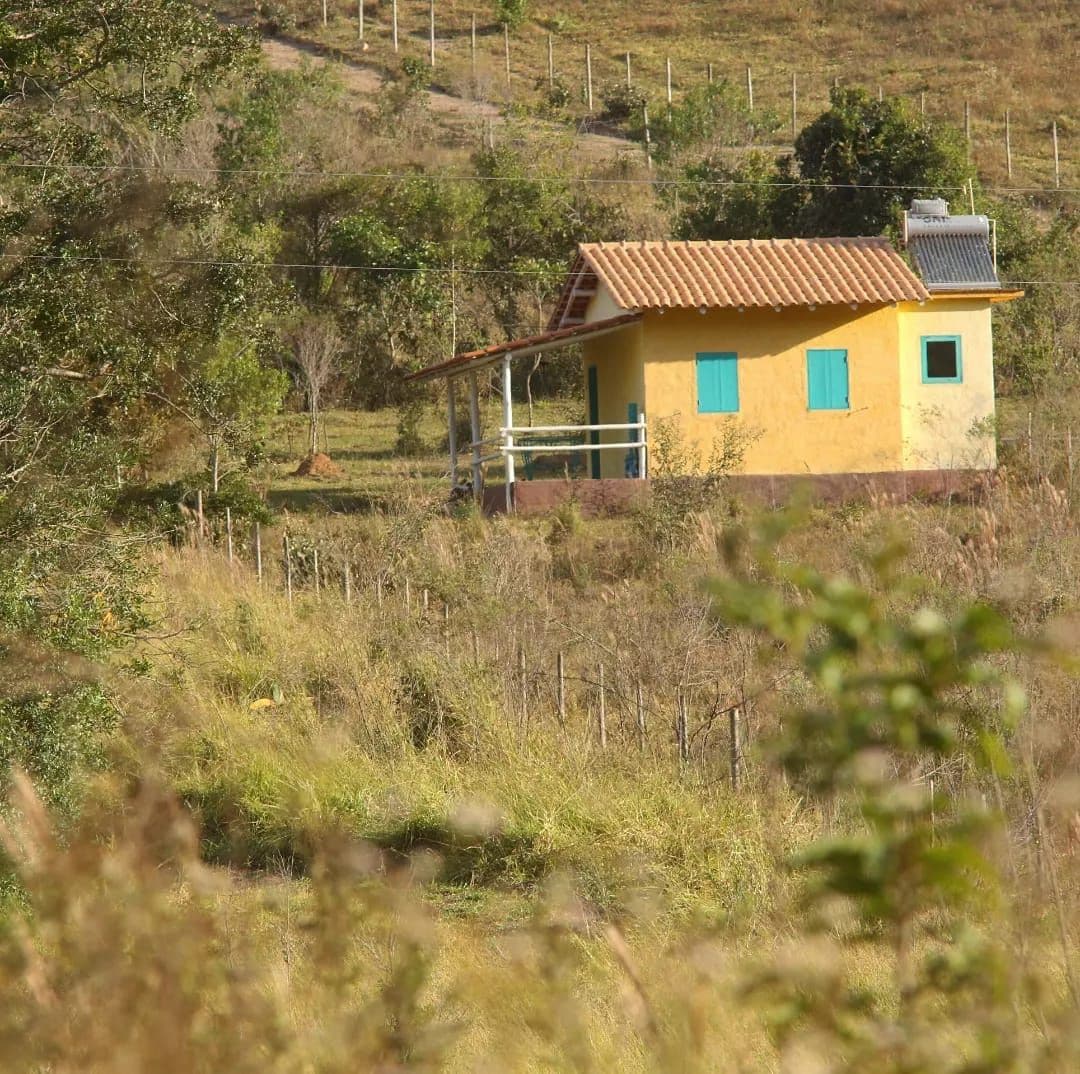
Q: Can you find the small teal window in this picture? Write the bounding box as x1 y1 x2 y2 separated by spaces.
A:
921 335 963 383
806 348 849 410
696 352 739 413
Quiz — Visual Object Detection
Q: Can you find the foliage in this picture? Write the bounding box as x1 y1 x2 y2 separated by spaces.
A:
676 86 971 240
181 339 289 492
493 0 529 31
713 517 1030 1072
647 79 770 163
598 81 648 127
793 87 971 237
0 686 117 818
633 414 754 553
993 210 1080 394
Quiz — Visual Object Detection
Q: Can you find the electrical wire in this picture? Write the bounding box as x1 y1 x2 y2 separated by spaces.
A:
0 249 1075 284
0 159 1075 195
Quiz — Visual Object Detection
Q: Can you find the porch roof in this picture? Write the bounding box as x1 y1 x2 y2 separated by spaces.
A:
405 312 642 383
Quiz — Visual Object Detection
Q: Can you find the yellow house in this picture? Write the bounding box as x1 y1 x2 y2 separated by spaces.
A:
409 200 1021 511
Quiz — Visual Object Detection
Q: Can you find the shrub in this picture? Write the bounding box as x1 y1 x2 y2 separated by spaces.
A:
599 81 648 126
493 0 528 30
0 685 118 818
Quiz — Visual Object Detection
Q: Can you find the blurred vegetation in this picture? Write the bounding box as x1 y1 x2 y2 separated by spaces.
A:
0 1 1079 1069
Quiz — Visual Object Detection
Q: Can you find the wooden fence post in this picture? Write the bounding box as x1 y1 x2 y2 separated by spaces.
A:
707 62 713 84
548 33 554 86
598 662 607 748
344 562 352 605
636 681 646 752
518 644 527 722
1052 120 1060 188
284 534 293 604
376 575 384 607
666 57 672 107
196 489 205 542
729 706 742 789
392 0 398 51
429 0 435 66
964 99 971 144
322 0 328 27
503 23 511 92
404 575 411 611
642 102 652 168
253 522 262 584
625 51 631 87
358 0 363 42
790 70 797 140
225 507 233 564
1005 109 1012 180
557 651 566 723
585 43 593 111
1066 427 1074 491
919 90 925 115
746 64 753 111
443 603 450 658
313 547 321 599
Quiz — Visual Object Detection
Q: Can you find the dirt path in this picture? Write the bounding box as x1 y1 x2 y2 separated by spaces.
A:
257 34 632 160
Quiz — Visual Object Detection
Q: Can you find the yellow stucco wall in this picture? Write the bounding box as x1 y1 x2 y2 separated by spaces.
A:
638 305 905 475
897 299 997 470
582 322 645 479
574 283 1000 476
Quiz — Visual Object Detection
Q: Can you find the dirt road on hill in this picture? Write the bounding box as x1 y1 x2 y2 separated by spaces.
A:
257 35 633 161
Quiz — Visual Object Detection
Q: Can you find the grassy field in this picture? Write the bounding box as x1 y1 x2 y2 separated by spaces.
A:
218 0 1077 190
5 403 1080 1070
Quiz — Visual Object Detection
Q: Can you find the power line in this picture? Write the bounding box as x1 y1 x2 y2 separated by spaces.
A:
0 159 1075 195
0 250 1077 285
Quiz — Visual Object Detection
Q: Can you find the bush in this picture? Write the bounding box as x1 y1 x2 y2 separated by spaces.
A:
0 685 118 818
394 397 427 457
493 0 528 30
599 81 648 126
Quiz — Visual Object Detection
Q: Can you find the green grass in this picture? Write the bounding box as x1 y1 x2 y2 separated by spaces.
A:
265 397 586 511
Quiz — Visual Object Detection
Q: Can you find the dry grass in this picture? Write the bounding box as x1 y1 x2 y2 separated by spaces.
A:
217 0 1077 189
2 404 1080 1069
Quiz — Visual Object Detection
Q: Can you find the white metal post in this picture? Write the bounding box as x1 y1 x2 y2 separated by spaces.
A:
468 372 482 498
447 378 458 486
502 354 515 512
637 412 647 479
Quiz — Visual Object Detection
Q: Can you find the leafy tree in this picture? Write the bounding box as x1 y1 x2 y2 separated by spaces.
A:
674 151 801 240
647 79 772 164
675 87 971 240
793 87 970 237
493 0 529 31
180 340 288 492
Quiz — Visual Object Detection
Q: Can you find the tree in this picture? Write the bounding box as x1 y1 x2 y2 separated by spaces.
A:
675 87 971 241
0 0 251 654
493 0 528 31
288 316 344 458
181 340 288 492
793 87 970 237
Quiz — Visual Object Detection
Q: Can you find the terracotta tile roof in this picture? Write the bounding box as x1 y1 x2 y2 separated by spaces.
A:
549 238 930 328
405 313 642 382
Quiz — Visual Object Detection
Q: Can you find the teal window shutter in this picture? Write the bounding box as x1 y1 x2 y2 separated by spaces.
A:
807 349 849 410
696 352 739 413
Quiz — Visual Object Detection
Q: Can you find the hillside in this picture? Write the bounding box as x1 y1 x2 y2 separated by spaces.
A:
221 0 1077 188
